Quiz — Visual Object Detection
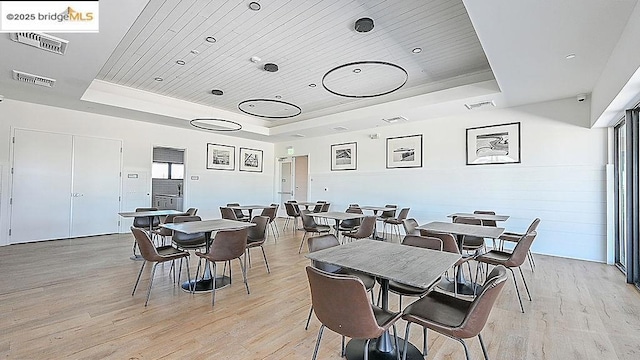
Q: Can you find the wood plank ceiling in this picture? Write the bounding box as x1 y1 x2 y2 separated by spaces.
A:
97 0 493 124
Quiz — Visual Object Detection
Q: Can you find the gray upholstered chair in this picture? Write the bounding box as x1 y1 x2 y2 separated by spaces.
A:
298 210 331 253
342 216 376 243
246 216 270 273
383 207 410 239
402 218 420 236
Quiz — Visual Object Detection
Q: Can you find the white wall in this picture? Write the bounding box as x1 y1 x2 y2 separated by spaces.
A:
274 98 608 262
0 99 275 246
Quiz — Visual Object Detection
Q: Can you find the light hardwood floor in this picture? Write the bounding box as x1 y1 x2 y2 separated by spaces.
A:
1 219 639 359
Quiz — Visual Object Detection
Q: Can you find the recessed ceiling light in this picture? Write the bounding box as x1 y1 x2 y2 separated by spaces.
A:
309 83 316 87
205 36 216 43
353 68 361 73
412 47 422 53
354 17 374 33
249 2 261 11
176 60 186 65
565 53 576 59
154 77 163 81
264 63 278 72
211 89 224 96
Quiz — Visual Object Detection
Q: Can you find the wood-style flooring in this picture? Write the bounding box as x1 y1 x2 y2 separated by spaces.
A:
1 219 639 359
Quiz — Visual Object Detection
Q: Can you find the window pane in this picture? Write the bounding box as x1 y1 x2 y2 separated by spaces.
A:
171 164 184 179
152 162 169 179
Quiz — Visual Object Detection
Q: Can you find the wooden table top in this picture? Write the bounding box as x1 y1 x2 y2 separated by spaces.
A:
306 239 460 290
417 221 505 238
447 213 510 221
310 211 366 221
360 206 397 212
227 205 275 210
161 219 255 234
118 209 186 218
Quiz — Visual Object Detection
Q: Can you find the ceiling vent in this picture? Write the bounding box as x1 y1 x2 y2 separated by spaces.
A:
382 116 408 124
12 70 56 88
9 32 69 55
464 100 495 110
332 126 349 131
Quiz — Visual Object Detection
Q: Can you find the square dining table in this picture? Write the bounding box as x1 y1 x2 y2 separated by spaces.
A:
307 239 460 360
310 211 366 236
227 204 275 218
161 219 255 293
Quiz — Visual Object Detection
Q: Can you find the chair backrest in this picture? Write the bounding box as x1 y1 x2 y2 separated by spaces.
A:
259 206 277 222
526 218 541 233
419 230 459 254
320 202 330 212
300 210 320 230
207 228 249 261
247 216 269 244
227 203 246 219
306 266 386 339
185 207 198 216
396 208 410 221
474 210 496 227
402 218 420 236
131 227 161 262
156 213 180 236
220 207 238 220
341 206 363 228
284 202 297 217
401 235 443 251
172 216 206 246
349 216 376 238
133 207 159 228
504 231 538 267
453 216 483 245
346 206 363 214
312 203 324 212
455 265 508 338
307 234 342 273
380 205 396 218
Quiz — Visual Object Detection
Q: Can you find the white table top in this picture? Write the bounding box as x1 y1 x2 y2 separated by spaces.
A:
227 205 275 210
360 206 397 212
447 213 509 222
306 239 460 290
417 221 505 238
118 209 186 218
161 219 255 234
310 211 366 221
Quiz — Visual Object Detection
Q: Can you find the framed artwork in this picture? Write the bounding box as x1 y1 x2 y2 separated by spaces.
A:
239 147 263 172
466 122 521 165
331 142 357 171
386 134 423 168
206 143 235 170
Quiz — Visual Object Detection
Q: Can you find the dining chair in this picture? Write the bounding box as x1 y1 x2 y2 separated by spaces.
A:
341 216 376 243
298 210 331 253
132 207 160 252
171 215 207 253
260 204 279 241
226 203 249 222
305 234 376 330
311 201 325 213
185 207 198 216
453 217 486 255
474 210 498 249
379 235 443 309
383 207 410 240
220 206 238 220
195 228 250 306
246 216 270 273
498 218 541 270
151 213 182 246
421 229 476 297
306 266 402 360
401 265 508 360
333 206 363 237
474 231 538 313
402 218 420 236
283 202 301 231
130 227 191 306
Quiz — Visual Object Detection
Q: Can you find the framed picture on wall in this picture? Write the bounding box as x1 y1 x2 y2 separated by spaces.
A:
239 147 263 172
466 122 521 165
206 143 235 170
386 134 423 168
331 142 357 171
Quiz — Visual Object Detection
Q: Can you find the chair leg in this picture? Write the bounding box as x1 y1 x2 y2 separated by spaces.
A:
312 325 325 360
305 306 314 330
519 266 532 301
240 255 250 295
144 263 159 307
509 268 525 313
299 232 308 253
261 246 270 273
402 322 411 360
528 250 536 271
458 339 471 360
363 338 371 360
210 261 217 306
423 327 428 356
392 325 400 360
478 333 490 360
132 260 146 296
341 335 346 357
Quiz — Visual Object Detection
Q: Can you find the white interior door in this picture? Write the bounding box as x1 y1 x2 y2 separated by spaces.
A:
70 136 122 237
294 155 309 201
10 129 73 243
279 160 293 214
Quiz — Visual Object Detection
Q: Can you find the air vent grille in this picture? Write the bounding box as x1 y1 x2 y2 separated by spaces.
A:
9 32 68 55
382 116 408 124
464 100 495 110
12 70 56 88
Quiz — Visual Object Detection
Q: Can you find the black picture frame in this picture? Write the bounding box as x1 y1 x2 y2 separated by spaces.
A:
386 134 423 169
466 122 521 165
331 142 357 171
206 143 235 170
239 147 263 172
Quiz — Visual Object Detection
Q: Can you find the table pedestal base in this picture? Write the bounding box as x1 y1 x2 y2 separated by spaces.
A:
181 275 231 293
438 278 479 296
345 337 423 360
130 255 144 261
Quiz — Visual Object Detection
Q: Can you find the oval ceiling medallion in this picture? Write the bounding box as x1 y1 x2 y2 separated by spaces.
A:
322 61 408 98
190 118 242 132
238 99 302 119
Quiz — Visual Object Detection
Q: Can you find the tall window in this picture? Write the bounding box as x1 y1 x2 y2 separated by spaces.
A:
623 107 640 289
614 120 627 272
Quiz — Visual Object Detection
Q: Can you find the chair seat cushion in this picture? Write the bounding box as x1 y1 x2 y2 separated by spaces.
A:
388 280 428 296
402 290 471 331
372 306 402 331
476 250 511 265
310 225 331 232
156 245 189 260
499 232 522 243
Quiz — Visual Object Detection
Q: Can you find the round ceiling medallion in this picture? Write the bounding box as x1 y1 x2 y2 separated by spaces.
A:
322 61 408 98
190 118 242 132
238 99 302 119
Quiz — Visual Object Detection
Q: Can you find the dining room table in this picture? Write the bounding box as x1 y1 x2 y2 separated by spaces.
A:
295 201 322 210
118 209 187 260
447 212 510 222
416 221 505 295
306 239 460 360
160 218 255 293
227 204 276 219
360 206 397 240
310 211 366 236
